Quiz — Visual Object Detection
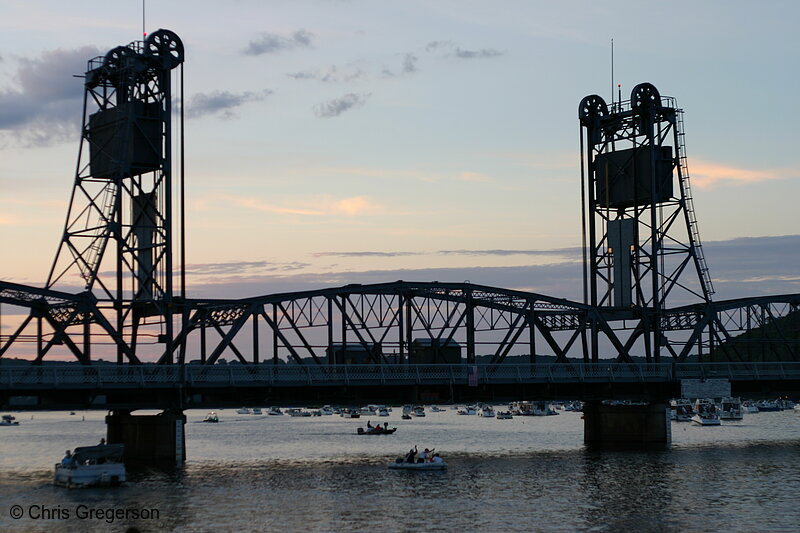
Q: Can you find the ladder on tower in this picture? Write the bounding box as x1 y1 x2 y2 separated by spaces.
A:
675 109 715 298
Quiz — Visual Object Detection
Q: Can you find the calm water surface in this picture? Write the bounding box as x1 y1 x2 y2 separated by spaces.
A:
2 407 800 532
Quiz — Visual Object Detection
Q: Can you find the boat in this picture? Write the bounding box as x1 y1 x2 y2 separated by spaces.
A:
251 408 262 415
496 411 513 420
401 413 412 420
457 406 476 415
670 399 694 422
755 400 782 412
236 407 251 415
430 406 445 412
54 444 126 488
357 425 397 435
320 405 335 415
202 412 219 423
377 407 390 417
719 397 743 420
340 409 361 419
309 410 322 416
691 399 721 426
388 459 447 471
0 414 20 426
286 408 311 417
412 406 426 417
741 400 759 414
478 405 495 417
267 406 283 416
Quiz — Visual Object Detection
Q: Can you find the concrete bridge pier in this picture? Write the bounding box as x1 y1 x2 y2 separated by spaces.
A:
583 401 671 447
106 410 186 467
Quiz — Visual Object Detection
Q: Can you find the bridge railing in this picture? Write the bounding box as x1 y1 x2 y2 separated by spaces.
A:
2 362 800 391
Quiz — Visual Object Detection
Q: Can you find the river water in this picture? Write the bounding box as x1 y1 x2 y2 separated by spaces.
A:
1 406 800 532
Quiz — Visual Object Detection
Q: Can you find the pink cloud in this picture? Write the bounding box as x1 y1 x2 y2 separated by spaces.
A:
689 160 791 189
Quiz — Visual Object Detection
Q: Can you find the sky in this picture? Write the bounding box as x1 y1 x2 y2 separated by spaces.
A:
1 0 798 305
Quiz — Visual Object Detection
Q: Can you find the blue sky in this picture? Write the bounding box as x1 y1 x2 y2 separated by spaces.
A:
1 0 798 303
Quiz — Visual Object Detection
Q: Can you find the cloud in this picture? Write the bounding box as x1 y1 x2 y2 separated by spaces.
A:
425 41 454 52
184 260 310 275
185 89 272 119
313 251 418 258
199 193 382 217
454 47 503 59
0 46 99 145
382 53 419 77
690 160 791 189
312 247 582 259
313 93 370 118
244 30 314 55
287 65 366 83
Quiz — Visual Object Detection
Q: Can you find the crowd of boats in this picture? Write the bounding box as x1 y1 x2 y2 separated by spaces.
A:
670 397 798 426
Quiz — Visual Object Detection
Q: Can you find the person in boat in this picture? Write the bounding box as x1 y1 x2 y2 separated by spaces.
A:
366 420 373 429
418 447 434 463
431 453 443 464
99 438 106 445
383 422 388 430
61 450 75 467
405 446 417 463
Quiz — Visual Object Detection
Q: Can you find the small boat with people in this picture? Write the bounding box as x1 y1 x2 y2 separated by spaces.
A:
251 408 262 415
478 405 495 417
496 411 513 420
340 409 361 418
457 406 477 415
389 446 447 470
411 406 426 417
692 399 721 426
1 414 20 426
357 421 397 435
286 408 311 417
54 443 126 488
202 412 219 423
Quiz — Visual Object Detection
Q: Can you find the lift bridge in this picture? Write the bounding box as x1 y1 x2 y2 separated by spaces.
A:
1 31 799 457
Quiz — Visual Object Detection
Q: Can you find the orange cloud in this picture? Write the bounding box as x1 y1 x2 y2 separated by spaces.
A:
194 193 382 217
689 160 790 189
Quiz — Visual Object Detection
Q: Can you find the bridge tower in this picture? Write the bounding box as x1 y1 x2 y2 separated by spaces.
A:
46 30 185 363
578 83 714 362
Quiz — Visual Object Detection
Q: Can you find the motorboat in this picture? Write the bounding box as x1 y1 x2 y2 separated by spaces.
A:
54 444 126 488
0 414 20 426
320 405 335 415
411 406 426 417
286 408 311 417
377 407 390 417
309 410 322 416
457 406 476 415
430 406 445 412
360 405 376 415
202 412 219 423
251 408 262 415
742 400 759 414
692 399 721 426
340 409 361 419
755 400 782 412
478 405 495 417
719 397 743 420
236 407 251 415
388 459 447 471
357 425 397 435
401 413 412 420
510 401 558 416
670 399 694 422
496 411 513 420
267 406 283 416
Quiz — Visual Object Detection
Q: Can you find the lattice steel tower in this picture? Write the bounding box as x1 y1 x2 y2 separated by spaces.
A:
47 30 184 362
578 83 714 362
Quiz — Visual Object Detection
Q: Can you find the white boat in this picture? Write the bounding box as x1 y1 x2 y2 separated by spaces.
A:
430 406 445 412
202 412 219 423
478 405 495 417
457 406 476 415
411 406 426 417
286 408 311 417
692 399 721 426
267 406 283 416
388 460 447 471
511 401 558 416
251 408 262 415
670 399 694 422
377 407 390 417
54 444 126 488
496 411 513 420
236 407 251 415
719 397 743 420
340 409 361 418
320 406 335 415
0 414 20 426
742 400 759 414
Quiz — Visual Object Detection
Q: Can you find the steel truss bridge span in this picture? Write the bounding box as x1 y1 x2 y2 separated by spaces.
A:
2 280 798 366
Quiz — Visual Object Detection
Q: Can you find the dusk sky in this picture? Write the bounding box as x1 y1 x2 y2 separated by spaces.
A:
1 0 798 304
